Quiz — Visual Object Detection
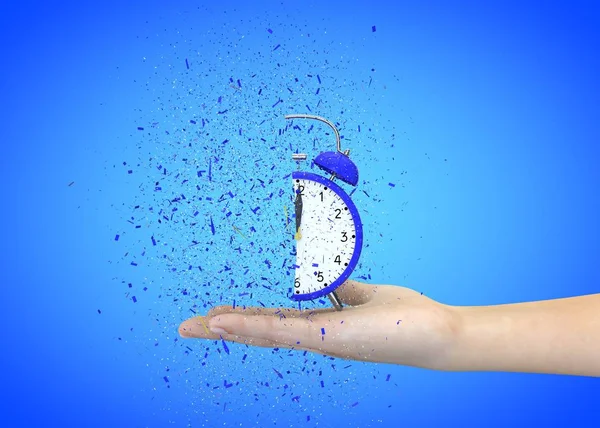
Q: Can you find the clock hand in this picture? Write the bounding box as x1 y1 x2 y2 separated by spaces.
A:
294 189 303 240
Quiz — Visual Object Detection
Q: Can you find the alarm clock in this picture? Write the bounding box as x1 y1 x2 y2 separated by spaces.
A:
284 114 363 311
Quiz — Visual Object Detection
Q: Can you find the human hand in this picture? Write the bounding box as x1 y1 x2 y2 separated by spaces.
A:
178 280 461 370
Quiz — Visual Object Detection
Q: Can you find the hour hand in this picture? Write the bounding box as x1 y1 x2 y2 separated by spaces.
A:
294 189 303 240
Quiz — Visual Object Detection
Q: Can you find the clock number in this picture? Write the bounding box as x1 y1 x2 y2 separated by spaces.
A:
334 208 341 219
319 191 324 202
297 185 305 195
334 255 341 265
294 278 300 288
316 272 324 282
341 232 348 242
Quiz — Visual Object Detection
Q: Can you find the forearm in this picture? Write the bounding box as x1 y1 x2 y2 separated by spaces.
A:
444 294 600 377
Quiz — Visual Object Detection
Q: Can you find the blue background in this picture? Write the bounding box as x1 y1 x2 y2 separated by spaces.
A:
1 0 599 427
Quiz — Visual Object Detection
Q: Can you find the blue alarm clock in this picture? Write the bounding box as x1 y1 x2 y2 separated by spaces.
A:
284 114 363 311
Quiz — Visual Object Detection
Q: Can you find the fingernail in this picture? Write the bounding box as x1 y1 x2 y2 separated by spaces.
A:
210 326 228 335
208 317 231 335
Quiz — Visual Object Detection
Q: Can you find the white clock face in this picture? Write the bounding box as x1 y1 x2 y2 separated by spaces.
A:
292 176 358 298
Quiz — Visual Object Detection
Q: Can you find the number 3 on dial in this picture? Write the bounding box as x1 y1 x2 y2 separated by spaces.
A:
291 171 363 301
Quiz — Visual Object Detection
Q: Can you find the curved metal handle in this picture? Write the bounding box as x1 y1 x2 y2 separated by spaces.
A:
285 114 342 154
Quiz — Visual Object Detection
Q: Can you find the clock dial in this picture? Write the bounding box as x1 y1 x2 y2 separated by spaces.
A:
292 175 359 299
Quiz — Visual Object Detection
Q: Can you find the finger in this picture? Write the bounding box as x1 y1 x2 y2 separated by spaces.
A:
334 279 379 306
179 316 326 352
179 316 283 348
206 305 339 319
206 312 341 352
179 315 354 360
207 306 301 318
216 334 343 360
205 279 378 321
179 316 219 338
180 305 342 339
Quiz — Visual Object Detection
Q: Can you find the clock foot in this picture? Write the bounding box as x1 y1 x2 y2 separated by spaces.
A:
328 291 344 311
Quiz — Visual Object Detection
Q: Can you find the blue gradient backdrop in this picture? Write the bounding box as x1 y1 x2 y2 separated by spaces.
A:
1 1 599 427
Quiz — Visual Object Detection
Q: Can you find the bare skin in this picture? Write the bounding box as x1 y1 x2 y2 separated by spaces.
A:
178 280 600 377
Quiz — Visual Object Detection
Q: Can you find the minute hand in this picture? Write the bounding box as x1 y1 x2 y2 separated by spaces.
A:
294 190 303 240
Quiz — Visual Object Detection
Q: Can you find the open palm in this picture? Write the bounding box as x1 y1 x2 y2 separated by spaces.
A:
179 280 460 370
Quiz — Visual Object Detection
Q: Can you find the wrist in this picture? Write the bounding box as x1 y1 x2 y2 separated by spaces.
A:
441 304 516 373
418 302 467 371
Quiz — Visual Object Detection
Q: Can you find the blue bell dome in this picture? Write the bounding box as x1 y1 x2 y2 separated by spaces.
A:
314 151 359 186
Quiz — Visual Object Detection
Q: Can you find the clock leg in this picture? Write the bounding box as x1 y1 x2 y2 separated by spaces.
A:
328 291 343 311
